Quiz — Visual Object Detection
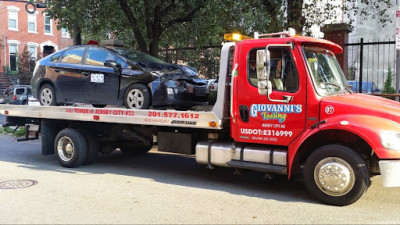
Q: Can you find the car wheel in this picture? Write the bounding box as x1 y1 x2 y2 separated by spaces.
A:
92 104 107 108
39 84 57 106
124 83 151 109
22 100 27 105
303 144 370 206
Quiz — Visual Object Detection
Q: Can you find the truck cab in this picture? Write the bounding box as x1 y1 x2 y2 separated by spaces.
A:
198 31 400 206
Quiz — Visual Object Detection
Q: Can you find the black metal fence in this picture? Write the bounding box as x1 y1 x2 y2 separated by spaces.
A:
345 39 396 93
159 46 220 79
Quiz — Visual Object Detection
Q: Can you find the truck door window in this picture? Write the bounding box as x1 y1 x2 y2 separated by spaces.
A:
248 48 298 92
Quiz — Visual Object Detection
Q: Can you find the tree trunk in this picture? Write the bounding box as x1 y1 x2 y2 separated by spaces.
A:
72 26 82 45
287 0 305 33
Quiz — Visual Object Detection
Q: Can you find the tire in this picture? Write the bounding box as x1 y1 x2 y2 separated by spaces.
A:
303 144 370 206
39 84 57 106
124 83 151 109
78 129 99 165
120 142 153 155
54 128 88 168
92 104 107 108
22 100 27 105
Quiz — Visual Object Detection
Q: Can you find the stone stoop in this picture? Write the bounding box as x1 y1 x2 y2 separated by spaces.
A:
0 73 12 96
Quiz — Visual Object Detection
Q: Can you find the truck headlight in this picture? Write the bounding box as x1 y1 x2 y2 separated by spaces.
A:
380 131 400 150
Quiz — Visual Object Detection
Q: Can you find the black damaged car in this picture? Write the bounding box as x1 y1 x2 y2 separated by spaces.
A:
30 45 209 109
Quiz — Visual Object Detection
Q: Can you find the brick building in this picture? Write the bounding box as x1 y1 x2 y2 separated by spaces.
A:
0 0 73 73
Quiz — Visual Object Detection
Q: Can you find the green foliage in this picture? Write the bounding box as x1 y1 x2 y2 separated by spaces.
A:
13 127 27 137
1 126 13 134
0 126 26 137
18 45 32 85
383 65 394 94
45 0 393 57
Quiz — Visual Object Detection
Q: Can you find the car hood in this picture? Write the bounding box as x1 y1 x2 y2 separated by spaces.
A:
135 60 206 85
320 93 400 124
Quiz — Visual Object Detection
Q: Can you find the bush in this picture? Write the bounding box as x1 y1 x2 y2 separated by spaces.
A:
383 65 394 94
0 126 26 137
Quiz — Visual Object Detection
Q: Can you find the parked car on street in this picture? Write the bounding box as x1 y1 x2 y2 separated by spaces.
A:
1 85 33 105
347 80 381 94
31 45 209 109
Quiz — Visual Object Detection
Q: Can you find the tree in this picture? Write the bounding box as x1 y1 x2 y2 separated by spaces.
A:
383 65 394 94
18 45 32 85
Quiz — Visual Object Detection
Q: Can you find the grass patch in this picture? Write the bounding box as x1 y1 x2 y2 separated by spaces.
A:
0 126 26 137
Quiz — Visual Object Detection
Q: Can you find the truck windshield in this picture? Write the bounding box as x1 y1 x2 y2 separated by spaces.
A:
304 45 348 96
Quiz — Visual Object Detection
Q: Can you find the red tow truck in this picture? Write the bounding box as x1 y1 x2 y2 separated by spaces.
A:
1 30 400 206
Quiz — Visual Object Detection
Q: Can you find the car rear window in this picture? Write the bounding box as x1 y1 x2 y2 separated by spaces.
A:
15 88 24 95
60 47 85 64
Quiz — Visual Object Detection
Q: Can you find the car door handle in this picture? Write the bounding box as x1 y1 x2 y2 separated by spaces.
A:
82 72 90 76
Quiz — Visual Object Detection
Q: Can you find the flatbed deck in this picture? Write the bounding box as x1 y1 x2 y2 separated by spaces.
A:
0 104 223 130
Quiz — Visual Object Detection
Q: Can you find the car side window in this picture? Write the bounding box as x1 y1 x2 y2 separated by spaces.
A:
60 47 85 64
248 48 298 92
86 48 115 66
50 51 63 62
116 56 129 68
15 88 24 95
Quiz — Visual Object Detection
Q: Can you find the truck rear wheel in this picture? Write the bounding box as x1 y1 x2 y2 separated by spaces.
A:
78 129 99 165
304 145 370 206
54 128 88 168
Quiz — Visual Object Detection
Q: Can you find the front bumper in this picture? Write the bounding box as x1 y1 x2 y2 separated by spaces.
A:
379 160 400 187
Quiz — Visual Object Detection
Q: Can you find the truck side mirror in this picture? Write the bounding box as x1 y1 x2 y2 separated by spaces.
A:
256 49 270 96
256 49 270 81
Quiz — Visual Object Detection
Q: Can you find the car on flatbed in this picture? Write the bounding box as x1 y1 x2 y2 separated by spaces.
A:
31 45 209 109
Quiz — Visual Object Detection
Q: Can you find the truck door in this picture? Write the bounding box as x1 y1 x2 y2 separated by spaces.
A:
232 45 307 146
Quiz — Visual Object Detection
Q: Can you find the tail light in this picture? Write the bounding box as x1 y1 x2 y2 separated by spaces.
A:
13 95 17 101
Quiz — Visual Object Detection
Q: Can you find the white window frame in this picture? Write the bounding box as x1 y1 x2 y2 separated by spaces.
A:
44 13 53 35
61 28 70 38
28 12 38 33
7 6 20 31
27 42 39 62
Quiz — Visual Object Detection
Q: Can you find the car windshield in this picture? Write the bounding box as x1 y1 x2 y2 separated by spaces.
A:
111 48 166 65
304 45 348 96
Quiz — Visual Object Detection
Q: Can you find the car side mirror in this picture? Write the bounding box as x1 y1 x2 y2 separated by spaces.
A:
104 60 118 68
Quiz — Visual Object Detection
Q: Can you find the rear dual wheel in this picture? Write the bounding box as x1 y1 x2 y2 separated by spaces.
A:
54 128 99 168
304 145 370 206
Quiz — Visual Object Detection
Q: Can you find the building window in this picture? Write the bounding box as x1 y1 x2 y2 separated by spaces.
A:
7 6 20 31
28 46 37 72
61 28 70 38
44 14 52 35
9 45 18 71
28 13 37 33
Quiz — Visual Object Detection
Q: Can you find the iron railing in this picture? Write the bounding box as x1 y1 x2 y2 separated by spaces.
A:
345 39 396 94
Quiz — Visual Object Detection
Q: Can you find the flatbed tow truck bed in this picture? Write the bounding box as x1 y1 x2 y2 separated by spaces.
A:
0 104 223 130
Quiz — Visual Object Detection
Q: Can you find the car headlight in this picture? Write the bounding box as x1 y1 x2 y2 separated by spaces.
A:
380 131 400 150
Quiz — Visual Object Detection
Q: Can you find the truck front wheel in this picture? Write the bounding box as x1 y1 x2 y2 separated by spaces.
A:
54 128 88 168
303 145 370 206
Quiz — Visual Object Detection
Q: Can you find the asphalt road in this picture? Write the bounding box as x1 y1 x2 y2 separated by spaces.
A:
0 134 399 224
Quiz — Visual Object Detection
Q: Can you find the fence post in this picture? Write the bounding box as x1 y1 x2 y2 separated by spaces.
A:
358 38 364 93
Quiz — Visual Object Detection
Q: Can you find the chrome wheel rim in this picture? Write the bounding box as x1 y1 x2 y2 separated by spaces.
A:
40 88 53 105
314 157 355 196
57 136 74 162
127 89 144 108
